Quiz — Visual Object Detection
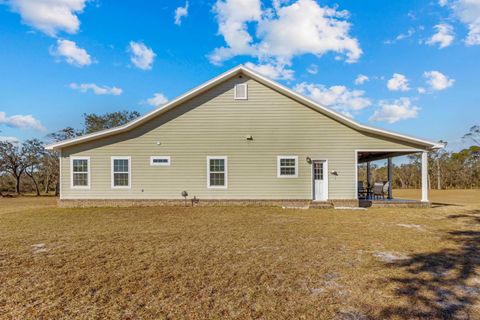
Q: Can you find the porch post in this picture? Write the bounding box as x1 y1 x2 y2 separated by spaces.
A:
366 161 371 188
387 157 393 199
421 151 429 202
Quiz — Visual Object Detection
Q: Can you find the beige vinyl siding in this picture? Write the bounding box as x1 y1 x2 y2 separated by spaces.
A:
60 75 422 200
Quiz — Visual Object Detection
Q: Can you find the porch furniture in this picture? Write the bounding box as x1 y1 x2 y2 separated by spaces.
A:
358 181 368 199
373 182 385 200
383 181 390 199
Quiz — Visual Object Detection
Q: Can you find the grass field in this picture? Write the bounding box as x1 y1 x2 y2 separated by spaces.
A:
1 190 479 319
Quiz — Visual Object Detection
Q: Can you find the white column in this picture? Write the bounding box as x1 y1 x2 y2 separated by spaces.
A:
421 151 429 202
387 157 393 199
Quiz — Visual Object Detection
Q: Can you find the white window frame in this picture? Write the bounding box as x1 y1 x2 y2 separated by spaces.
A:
234 83 248 100
111 156 131 189
277 155 298 178
150 156 171 166
207 156 228 189
70 156 90 189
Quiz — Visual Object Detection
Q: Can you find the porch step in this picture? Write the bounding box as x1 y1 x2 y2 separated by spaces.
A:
309 201 334 209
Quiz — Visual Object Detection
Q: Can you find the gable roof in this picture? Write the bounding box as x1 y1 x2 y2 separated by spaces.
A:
46 65 444 151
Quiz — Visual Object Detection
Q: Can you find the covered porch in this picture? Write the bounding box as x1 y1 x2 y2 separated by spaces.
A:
356 149 430 207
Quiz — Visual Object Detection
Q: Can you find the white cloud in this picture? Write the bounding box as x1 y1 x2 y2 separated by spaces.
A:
0 136 20 144
444 0 480 45
69 83 123 95
424 70 455 90
306 64 318 75
257 0 362 63
5 0 88 37
395 28 416 41
426 23 455 48
209 0 262 64
354 74 369 85
51 39 92 67
370 98 419 123
144 93 169 107
0 111 46 132
128 41 156 70
244 61 294 80
294 82 372 117
209 0 362 67
417 87 427 94
174 1 189 26
384 28 416 44
387 73 410 91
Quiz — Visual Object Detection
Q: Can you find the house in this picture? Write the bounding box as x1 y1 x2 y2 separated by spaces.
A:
46 65 442 207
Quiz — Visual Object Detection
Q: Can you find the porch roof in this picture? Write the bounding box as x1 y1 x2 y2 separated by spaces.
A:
357 150 419 164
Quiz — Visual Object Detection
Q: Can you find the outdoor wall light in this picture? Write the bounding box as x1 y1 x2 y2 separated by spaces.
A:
246 135 253 141
306 156 312 164
156 141 161 145
331 170 338 176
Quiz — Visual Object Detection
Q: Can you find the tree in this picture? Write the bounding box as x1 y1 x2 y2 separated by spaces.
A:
46 111 141 143
41 151 59 194
0 141 28 194
46 127 82 142
0 143 4 197
23 139 45 196
40 111 140 195
429 140 448 190
83 110 141 134
463 125 480 146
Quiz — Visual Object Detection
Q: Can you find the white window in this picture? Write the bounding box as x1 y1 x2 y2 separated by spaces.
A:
71 157 90 189
277 156 298 178
111 156 131 188
234 83 248 100
150 156 171 166
207 156 227 188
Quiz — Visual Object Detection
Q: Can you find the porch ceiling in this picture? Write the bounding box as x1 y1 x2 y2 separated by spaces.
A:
357 151 418 163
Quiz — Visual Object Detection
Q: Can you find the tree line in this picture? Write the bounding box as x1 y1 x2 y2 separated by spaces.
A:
0 111 140 196
359 126 479 189
1 115 479 196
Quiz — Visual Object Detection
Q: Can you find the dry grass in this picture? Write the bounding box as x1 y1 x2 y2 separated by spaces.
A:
394 189 480 206
1 191 480 319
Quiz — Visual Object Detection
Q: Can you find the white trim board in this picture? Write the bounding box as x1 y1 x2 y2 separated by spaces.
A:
59 151 63 199
46 65 443 151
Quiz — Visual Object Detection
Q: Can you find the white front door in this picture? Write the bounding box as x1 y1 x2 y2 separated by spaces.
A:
313 160 328 201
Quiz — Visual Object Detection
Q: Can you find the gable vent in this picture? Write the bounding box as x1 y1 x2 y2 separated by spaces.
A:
234 83 248 100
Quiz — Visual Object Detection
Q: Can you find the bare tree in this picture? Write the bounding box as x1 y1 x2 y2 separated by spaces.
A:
41 151 59 194
463 125 480 146
23 139 45 196
46 127 82 143
0 141 28 194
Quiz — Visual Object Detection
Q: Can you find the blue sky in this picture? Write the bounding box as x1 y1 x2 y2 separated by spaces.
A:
0 0 479 150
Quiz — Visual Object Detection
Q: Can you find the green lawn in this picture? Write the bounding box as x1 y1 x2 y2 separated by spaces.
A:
1 191 479 319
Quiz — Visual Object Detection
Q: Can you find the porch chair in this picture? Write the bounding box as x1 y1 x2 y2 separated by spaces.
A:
372 182 384 200
358 181 367 199
383 181 391 200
